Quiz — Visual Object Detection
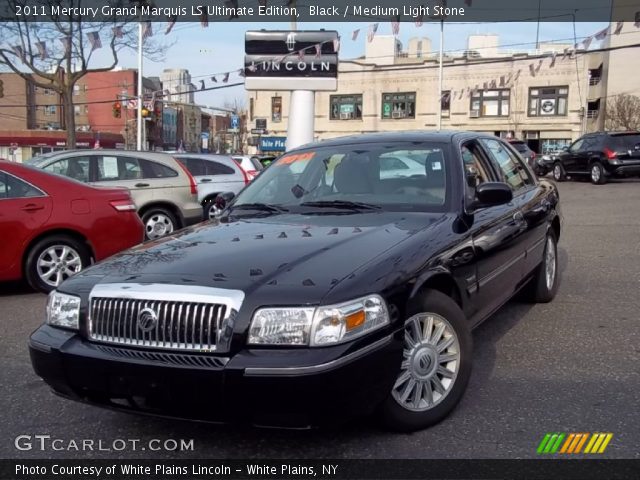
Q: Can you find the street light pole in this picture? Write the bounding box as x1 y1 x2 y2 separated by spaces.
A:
136 22 143 150
437 19 444 131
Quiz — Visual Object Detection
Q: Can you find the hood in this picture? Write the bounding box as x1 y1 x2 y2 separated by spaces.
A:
63 212 447 304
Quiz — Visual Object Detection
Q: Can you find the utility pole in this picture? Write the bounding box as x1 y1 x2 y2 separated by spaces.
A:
136 22 143 150
437 19 444 131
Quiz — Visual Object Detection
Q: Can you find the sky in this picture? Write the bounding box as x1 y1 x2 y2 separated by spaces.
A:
94 20 608 111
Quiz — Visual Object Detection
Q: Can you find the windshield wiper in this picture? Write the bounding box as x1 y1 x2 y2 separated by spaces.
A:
299 200 382 211
228 203 289 214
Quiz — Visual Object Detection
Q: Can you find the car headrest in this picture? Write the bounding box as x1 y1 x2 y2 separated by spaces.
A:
334 154 373 194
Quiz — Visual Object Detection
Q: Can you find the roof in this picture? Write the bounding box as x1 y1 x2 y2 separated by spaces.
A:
292 130 484 149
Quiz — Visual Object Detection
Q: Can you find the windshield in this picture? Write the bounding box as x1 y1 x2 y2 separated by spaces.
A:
232 142 450 212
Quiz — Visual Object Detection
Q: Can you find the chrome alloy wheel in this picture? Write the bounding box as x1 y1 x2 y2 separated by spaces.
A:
545 236 557 291
207 202 223 220
591 164 601 183
145 213 174 239
392 313 460 412
553 164 562 180
36 245 83 287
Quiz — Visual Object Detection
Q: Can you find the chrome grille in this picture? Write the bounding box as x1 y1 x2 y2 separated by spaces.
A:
87 283 245 352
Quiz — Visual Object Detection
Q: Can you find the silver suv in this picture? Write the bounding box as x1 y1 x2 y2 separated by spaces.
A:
29 150 202 239
175 154 248 219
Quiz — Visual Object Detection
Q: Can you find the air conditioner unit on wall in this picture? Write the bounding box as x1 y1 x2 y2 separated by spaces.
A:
340 112 353 120
392 111 404 119
469 110 480 118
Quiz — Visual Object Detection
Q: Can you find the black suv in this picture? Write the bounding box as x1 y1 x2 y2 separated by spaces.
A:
552 131 640 184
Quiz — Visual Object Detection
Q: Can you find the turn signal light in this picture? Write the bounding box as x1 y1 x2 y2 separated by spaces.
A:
345 310 366 331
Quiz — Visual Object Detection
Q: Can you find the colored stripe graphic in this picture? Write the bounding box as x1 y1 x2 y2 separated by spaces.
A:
538 433 613 454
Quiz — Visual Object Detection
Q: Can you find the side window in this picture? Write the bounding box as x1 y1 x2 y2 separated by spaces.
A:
0 173 8 199
461 141 492 200
140 159 178 178
96 156 123 181
181 158 205 176
0 172 44 199
581 137 598 151
569 139 584 153
204 161 235 176
44 157 90 182
480 139 531 191
120 157 143 180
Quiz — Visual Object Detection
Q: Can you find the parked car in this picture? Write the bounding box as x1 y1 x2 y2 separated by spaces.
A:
552 131 640 184
508 139 536 170
0 160 143 292
29 131 561 431
231 155 263 181
29 150 202 239
251 155 277 168
535 150 563 177
174 154 248 219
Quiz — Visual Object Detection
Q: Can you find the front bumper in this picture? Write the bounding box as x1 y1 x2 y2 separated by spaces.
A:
29 325 401 428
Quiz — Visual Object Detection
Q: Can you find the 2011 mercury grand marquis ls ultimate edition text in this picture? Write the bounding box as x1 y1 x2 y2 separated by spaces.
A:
29 132 561 431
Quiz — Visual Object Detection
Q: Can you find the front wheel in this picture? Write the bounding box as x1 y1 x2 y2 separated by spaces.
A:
590 162 607 185
552 162 566 182
203 198 223 220
380 290 472 432
25 235 91 293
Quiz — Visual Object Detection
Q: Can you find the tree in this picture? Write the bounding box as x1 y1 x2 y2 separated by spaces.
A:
0 0 167 148
605 94 640 131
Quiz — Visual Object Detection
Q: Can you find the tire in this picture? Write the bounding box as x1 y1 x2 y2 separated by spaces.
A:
590 161 607 185
25 235 91 293
523 231 559 303
141 208 177 240
203 198 222 220
552 162 566 182
380 290 472 432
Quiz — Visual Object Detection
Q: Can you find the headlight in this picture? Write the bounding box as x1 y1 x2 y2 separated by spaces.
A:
248 295 389 346
46 291 81 330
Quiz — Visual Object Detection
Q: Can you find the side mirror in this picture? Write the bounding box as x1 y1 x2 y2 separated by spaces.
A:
471 182 513 210
214 191 235 212
561 146 570 152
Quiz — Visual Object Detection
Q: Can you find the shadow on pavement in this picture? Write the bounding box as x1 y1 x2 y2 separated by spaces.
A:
0 280 38 297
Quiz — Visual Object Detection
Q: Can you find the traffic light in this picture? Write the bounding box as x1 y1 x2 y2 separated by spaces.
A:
112 101 121 118
141 107 150 117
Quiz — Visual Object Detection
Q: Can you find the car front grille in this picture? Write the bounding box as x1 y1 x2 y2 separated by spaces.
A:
87 283 245 352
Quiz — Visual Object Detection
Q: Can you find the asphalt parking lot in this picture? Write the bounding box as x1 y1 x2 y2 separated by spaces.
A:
1 179 639 460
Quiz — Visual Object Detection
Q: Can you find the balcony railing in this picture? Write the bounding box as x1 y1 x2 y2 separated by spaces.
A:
587 110 600 119
589 77 602 86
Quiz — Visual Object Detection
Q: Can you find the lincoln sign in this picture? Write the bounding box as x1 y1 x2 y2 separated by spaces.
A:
244 30 338 91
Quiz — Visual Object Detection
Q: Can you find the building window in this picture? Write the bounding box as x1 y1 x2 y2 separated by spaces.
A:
74 105 81 116
43 88 54 96
330 94 363 120
470 89 510 117
529 86 568 116
417 41 423 59
44 105 57 116
382 92 416 119
271 96 282 123
441 90 451 118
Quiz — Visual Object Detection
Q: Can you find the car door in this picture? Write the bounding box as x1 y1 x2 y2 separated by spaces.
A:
499 140 551 276
92 154 153 209
0 171 52 279
562 138 585 173
203 158 245 194
575 136 599 173
461 140 527 322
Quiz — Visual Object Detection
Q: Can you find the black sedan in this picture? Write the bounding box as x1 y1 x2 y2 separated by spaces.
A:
29 132 561 431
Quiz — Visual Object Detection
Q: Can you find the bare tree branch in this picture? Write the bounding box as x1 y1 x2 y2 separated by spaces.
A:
0 0 170 147
605 94 640 132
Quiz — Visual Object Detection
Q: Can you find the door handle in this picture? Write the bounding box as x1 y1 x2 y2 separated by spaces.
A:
135 183 150 187
200 178 213 183
21 203 45 212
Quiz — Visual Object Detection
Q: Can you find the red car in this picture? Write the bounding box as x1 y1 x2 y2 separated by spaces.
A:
0 160 144 292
